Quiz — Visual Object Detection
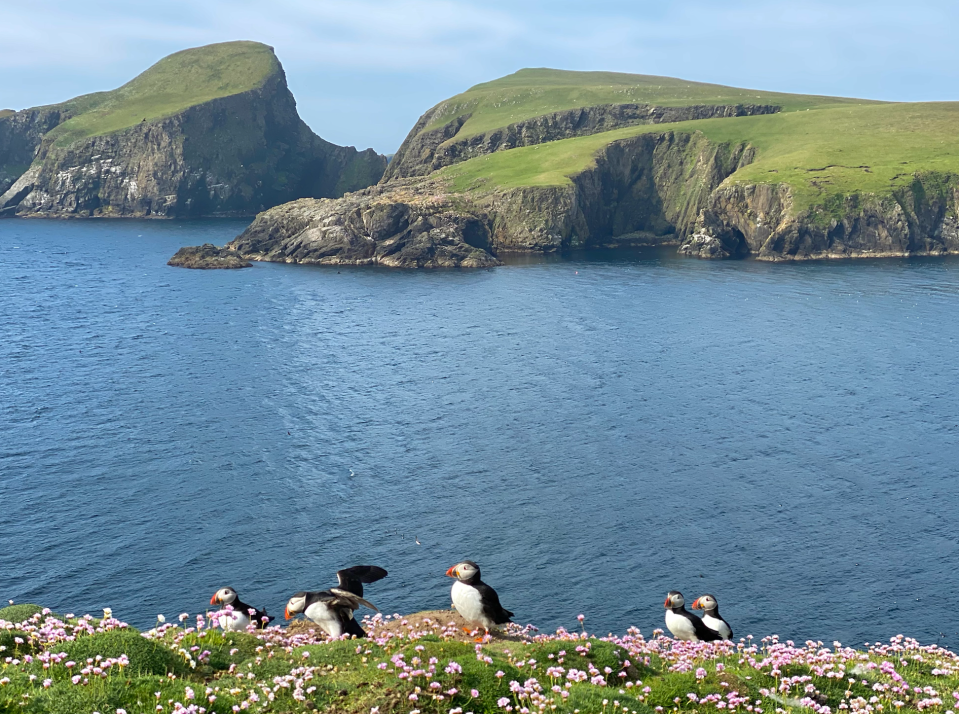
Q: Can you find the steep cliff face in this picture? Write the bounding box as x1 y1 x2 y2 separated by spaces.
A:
0 108 68 195
385 103 778 180
693 175 959 260
0 43 386 218
482 131 756 252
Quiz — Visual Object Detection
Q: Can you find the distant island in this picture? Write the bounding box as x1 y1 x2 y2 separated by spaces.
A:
2 40 957 265
220 68 959 266
0 41 386 218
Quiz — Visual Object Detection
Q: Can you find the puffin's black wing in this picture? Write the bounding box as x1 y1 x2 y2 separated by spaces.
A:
475 581 513 624
234 599 270 629
688 612 722 642
336 566 389 597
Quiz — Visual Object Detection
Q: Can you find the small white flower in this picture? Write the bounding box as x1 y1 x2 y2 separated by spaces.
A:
156 614 166 623
103 608 113 619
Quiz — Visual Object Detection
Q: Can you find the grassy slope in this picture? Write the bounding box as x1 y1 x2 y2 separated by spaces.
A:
436 71 959 211
38 41 280 149
0 109 14 119
2 605 959 714
422 68 870 139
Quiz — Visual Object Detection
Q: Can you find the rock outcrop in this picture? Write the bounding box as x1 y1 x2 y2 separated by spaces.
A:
167 243 252 269
694 176 959 260
385 102 779 179
0 44 386 218
228 181 501 268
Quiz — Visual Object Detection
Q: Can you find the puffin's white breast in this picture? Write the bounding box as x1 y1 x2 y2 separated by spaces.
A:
703 612 732 639
304 601 349 638
451 580 491 628
665 610 698 641
221 611 251 632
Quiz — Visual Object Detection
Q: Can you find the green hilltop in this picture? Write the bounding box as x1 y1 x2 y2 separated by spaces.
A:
419 68 958 213
39 40 281 148
422 67 871 139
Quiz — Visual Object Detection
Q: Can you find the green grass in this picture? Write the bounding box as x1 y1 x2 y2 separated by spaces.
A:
0 109 13 119
441 99 959 211
2 607 959 714
421 68 873 139
38 40 280 148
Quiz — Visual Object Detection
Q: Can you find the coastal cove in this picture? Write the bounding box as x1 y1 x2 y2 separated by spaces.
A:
4 219 959 648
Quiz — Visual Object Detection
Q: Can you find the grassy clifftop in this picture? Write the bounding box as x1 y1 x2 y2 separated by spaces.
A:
2 603 958 714
39 41 281 148
434 70 958 213
420 68 871 140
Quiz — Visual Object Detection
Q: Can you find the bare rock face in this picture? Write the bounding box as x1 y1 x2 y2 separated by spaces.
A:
168 244 252 269
229 182 501 268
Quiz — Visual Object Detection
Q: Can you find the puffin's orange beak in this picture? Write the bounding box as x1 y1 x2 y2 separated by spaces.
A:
284 607 292 620
664 597 670 608
210 594 219 605
691 597 702 609
445 566 457 577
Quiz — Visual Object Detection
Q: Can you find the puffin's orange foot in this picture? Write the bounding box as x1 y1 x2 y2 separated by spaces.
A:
474 636 485 643
462 627 472 633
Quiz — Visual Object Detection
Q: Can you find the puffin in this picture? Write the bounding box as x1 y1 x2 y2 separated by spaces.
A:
692 594 733 640
284 588 378 638
445 560 513 634
209 587 269 631
664 590 721 642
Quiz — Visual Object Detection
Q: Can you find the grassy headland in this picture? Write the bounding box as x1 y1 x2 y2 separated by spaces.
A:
2 603 958 714
430 70 959 213
38 41 280 149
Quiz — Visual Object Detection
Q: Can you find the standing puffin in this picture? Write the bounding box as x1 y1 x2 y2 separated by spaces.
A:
692 594 733 640
446 560 513 634
664 590 720 642
285 588 379 638
209 587 269 631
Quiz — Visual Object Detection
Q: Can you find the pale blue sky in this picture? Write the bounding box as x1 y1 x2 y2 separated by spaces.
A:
2 0 956 153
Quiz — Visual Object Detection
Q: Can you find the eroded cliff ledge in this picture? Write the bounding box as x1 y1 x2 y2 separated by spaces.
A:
385 102 778 180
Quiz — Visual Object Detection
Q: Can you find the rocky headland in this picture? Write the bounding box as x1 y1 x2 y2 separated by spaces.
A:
198 68 959 268
0 41 386 219
167 243 252 269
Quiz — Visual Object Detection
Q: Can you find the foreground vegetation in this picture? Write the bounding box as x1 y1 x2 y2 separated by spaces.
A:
3 603 959 714
36 41 279 149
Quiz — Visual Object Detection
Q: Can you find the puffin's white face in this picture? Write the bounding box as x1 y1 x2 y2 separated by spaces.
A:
285 594 308 620
692 595 718 611
665 591 685 609
446 561 479 580
211 587 237 606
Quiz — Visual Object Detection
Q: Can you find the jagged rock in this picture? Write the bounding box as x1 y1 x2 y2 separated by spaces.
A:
168 244 252 269
229 182 502 268
679 233 734 258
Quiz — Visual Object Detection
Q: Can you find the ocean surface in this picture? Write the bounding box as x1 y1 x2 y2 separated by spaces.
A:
3 218 959 648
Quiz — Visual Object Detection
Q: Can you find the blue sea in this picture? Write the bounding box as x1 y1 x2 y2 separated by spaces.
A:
3 218 959 648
